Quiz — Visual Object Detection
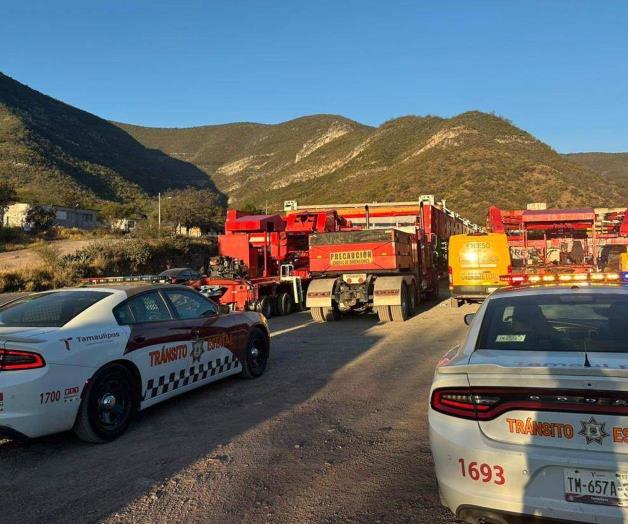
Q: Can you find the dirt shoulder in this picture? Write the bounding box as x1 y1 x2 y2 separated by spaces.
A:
0 239 92 271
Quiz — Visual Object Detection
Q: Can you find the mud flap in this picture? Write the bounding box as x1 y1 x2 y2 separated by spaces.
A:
373 276 407 306
306 278 336 308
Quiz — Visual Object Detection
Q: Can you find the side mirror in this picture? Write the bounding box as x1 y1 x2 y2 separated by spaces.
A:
219 305 231 315
464 313 475 326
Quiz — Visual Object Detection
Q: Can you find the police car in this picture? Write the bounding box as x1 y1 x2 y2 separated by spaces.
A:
429 272 628 523
0 284 270 443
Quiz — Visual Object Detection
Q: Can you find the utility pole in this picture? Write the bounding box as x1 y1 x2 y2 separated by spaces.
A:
158 192 161 236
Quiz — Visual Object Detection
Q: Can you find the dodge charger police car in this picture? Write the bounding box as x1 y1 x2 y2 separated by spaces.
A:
0 284 270 443
430 274 628 523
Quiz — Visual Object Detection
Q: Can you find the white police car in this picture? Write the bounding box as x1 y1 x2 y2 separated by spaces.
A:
429 273 628 523
0 285 269 443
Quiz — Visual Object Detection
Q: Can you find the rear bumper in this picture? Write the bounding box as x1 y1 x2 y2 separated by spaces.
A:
450 285 500 301
429 410 628 523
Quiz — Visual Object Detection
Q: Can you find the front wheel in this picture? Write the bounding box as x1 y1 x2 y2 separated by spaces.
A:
73 364 136 443
240 328 270 379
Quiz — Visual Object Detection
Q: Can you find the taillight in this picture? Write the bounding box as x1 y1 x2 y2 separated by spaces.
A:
0 348 46 371
431 388 500 420
448 266 453 287
431 387 628 421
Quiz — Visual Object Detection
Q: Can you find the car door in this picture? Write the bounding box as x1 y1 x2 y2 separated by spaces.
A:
115 290 194 405
160 288 242 387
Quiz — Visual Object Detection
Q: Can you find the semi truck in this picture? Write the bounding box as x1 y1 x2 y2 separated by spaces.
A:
299 196 479 322
306 227 440 322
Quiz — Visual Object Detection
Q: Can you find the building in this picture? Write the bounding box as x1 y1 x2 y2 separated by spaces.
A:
3 203 99 230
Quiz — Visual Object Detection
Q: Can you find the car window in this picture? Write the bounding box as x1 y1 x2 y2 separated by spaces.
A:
0 291 111 327
477 293 628 353
163 290 217 320
115 292 173 324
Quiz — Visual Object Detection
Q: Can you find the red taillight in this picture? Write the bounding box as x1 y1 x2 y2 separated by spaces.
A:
0 348 46 371
431 388 500 420
431 387 628 421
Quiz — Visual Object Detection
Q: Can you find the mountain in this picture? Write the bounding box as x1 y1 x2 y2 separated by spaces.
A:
564 152 628 193
1 71 624 224
0 72 213 210
119 112 625 223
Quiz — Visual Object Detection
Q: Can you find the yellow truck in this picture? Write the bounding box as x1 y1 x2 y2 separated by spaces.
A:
448 232 510 307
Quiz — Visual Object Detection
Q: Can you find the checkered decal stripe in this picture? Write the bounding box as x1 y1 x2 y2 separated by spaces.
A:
143 354 240 400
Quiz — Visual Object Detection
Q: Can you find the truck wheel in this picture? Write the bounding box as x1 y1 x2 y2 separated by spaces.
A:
323 306 340 321
73 364 136 443
409 283 418 313
257 296 273 319
311 306 339 322
311 307 325 322
240 328 270 379
376 306 392 322
427 282 440 301
278 292 294 316
391 284 409 322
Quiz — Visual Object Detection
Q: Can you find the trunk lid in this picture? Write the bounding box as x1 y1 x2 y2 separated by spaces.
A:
466 350 628 453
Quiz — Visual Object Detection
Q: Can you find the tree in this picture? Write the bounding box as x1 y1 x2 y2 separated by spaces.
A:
0 181 17 227
25 205 56 233
161 188 225 234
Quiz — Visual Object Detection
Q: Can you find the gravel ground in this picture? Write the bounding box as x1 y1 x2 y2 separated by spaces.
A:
0 294 475 524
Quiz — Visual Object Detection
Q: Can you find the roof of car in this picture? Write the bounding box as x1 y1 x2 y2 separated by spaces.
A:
54 283 195 298
491 284 628 298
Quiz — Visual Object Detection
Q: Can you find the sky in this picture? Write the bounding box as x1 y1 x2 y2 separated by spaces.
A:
1 0 627 153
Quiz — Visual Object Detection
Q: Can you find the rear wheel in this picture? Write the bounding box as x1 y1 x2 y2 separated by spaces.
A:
73 364 136 443
310 306 340 322
376 306 392 322
391 283 409 322
257 296 273 318
277 292 294 316
240 328 270 379
427 280 440 301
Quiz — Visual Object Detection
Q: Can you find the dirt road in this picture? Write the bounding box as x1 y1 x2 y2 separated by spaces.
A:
0 297 474 524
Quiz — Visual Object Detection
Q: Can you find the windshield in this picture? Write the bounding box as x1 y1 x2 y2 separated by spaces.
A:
0 291 111 327
477 293 628 353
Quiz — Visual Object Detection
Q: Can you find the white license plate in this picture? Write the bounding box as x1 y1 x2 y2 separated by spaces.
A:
564 468 628 507
342 273 367 284
486 287 499 293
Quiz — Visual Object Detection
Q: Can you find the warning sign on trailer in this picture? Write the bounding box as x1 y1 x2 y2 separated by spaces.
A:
329 250 373 266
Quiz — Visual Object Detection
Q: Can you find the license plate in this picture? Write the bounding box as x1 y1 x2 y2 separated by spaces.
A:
564 468 628 507
486 287 499 293
342 273 367 283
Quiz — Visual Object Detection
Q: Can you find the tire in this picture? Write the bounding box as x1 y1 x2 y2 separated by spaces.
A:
391 283 409 322
257 296 273 319
277 292 294 316
73 363 137 444
311 307 325 322
310 306 339 322
408 283 417 314
376 306 392 322
427 281 440 301
240 328 270 379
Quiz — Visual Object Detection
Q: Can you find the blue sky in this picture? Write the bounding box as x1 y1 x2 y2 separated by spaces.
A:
1 0 627 152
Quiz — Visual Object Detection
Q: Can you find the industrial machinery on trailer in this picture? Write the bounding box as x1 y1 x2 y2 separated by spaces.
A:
288 196 479 322
486 204 628 281
193 208 347 317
